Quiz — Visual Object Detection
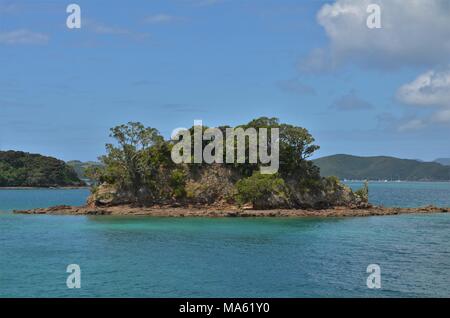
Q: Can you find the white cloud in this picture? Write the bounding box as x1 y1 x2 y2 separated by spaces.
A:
377 113 429 132
143 14 182 24
193 0 224 6
398 119 426 132
0 29 49 45
397 66 450 125
432 109 450 123
84 20 149 41
312 0 450 68
91 25 129 36
396 68 450 107
86 20 130 36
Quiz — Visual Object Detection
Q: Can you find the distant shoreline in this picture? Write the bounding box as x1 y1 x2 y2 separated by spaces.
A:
0 186 90 190
343 180 450 183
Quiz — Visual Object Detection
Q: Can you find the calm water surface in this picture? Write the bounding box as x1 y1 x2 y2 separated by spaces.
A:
0 183 449 297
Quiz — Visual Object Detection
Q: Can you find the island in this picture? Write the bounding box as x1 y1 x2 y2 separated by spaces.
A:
314 154 450 181
0 150 85 188
13 118 450 217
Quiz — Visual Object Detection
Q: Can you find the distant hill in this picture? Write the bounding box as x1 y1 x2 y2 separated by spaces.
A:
0 150 85 187
66 160 102 179
434 158 450 166
313 154 450 181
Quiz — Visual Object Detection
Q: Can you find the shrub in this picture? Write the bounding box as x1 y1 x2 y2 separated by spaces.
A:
235 172 287 205
355 180 369 202
169 169 187 199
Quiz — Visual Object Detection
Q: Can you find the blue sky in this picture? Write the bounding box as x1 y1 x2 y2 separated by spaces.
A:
1 0 449 161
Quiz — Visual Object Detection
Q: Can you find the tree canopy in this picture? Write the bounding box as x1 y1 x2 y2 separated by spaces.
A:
0 151 84 187
90 117 327 206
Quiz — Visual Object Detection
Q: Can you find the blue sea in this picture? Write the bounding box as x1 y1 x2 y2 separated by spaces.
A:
0 182 449 297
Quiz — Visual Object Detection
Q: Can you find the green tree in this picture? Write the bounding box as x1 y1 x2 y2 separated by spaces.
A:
355 180 369 202
235 172 287 207
100 122 164 200
240 117 320 178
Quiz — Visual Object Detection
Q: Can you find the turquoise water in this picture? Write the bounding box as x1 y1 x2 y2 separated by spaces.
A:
0 183 450 297
346 181 450 208
0 188 89 212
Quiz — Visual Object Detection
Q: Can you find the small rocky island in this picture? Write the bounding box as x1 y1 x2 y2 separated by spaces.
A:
14 118 449 217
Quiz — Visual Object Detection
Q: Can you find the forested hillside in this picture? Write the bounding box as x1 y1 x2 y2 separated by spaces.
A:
314 154 450 181
0 151 85 187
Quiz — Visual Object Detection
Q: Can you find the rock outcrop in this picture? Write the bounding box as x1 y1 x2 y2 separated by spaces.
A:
13 204 450 217
86 164 368 210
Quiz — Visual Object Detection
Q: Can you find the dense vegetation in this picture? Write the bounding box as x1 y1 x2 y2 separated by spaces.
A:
87 118 365 209
66 160 103 180
314 154 450 181
0 151 85 187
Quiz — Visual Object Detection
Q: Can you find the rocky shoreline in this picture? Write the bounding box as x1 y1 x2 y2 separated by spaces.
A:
13 204 450 217
0 186 90 190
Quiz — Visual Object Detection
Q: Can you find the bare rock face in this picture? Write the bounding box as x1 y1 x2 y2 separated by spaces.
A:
285 178 368 209
324 183 364 207
185 164 238 205
253 192 291 210
87 165 239 207
87 183 134 207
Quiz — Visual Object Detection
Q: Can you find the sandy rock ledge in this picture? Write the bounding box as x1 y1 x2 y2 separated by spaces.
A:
13 204 450 217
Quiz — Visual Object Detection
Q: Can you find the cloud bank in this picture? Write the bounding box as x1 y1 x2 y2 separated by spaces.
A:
397 66 450 124
0 29 49 45
310 0 450 69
